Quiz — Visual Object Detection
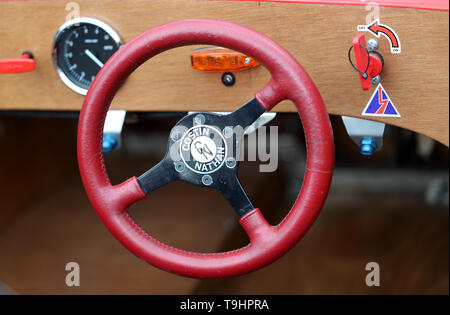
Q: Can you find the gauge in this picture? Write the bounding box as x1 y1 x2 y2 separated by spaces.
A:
52 17 122 95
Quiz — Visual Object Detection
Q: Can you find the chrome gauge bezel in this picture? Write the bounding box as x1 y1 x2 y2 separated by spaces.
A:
52 17 122 95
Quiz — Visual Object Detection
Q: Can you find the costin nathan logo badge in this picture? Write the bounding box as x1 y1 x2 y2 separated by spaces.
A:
180 125 227 174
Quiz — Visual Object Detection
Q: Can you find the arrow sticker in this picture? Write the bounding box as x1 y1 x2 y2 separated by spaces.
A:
357 19 401 54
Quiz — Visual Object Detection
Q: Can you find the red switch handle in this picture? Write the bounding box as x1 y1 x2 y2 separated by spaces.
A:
0 51 35 74
352 34 383 90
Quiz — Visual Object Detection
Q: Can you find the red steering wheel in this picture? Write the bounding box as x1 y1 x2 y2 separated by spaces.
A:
78 19 334 278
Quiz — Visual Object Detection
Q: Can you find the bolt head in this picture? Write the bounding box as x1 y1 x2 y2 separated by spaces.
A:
170 128 182 141
194 114 206 125
223 126 233 138
367 38 379 51
221 72 235 87
225 157 236 169
202 175 213 186
174 161 185 173
371 75 381 85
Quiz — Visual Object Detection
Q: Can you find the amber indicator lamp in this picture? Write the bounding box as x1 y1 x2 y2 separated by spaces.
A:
191 47 259 72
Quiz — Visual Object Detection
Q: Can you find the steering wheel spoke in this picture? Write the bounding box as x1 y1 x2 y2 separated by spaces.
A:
215 174 254 217
255 78 287 111
224 97 266 131
108 176 147 212
137 158 178 194
239 208 276 244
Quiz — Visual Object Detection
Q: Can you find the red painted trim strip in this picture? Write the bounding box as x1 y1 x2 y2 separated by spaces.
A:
0 0 448 11
220 0 449 11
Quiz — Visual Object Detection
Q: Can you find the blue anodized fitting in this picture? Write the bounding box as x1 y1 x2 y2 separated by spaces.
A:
102 135 118 153
360 137 377 156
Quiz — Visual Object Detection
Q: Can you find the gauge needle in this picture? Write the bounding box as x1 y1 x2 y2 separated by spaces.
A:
84 49 104 68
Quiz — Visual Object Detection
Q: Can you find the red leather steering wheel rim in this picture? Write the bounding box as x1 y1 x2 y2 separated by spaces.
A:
78 19 334 278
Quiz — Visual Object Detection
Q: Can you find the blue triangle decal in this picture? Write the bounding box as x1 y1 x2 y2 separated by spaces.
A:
362 84 400 117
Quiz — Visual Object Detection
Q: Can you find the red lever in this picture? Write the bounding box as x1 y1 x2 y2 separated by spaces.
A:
0 51 35 74
352 34 383 90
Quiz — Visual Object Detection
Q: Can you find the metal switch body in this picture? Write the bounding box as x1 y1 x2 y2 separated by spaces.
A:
342 116 386 156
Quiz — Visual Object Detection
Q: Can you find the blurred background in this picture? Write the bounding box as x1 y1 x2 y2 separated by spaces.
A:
0 112 448 294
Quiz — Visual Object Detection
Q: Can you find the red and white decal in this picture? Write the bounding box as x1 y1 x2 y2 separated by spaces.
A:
358 19 401 54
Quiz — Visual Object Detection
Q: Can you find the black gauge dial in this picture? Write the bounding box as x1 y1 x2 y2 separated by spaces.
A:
52 18 122 95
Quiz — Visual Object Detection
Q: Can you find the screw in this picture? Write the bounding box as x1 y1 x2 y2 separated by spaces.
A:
223 126 233 138
360 137 377 156
371 75 381 85
102 135 118 153
194 114 206 125
174 161 185 173
244 57 251 64
221 72 235 87
21 50 34 59
225 157 236 169
202 175 213 186
170 127 182 141
367 38 379 51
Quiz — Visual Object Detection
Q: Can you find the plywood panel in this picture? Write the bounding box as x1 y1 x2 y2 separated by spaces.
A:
0 0 448 145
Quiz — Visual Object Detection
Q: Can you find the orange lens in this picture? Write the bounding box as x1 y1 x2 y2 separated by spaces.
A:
191 47 259 72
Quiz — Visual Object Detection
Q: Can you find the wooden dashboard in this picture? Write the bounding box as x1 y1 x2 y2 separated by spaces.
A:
0 0 448 146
